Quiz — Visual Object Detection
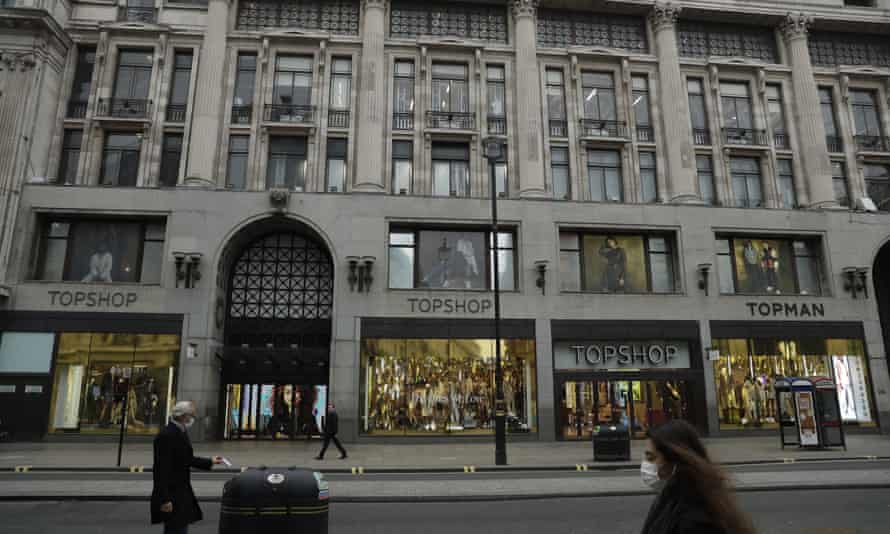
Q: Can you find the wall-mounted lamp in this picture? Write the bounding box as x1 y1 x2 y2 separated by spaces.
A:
534 260 549 295
697 263 712 296
360 256 376 293
346 256 360 292
843 267 869 299
173 251 202 288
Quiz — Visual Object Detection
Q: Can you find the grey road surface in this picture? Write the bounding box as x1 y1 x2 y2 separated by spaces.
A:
1 489 888 534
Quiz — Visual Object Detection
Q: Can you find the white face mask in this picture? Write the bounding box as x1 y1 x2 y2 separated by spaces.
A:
183 416 196 429
641 460 666 491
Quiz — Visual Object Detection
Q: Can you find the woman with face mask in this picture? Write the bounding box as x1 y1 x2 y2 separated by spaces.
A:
640 420 755 534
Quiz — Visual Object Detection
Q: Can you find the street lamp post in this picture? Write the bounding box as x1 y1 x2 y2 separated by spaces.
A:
483 137 507 466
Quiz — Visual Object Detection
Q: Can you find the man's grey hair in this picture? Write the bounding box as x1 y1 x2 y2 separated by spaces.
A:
171 401 195 419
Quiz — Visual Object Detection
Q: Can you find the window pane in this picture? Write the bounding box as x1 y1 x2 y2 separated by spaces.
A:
697 156 715 205
227 154 247 190
559 250 581 291
389 231 415 246
689 95 707 129
326 159 346 192
546 69 564 85
389 247 414 289
452 161 470 196
733 239 796 294
493 250 515 291
66 222 142 283
795 256 820 295
330 76 350 109
718 255 735 294
495 162 507 197
588 168 604 201
547 86 566 119
417 231 486 290
649 252 674 293
140 240 163 284
433 162 450 196
581 235 646 292
393 160 413 194
552 165 570 200
605 169 622 202
560 233 579 251
40 238 67 280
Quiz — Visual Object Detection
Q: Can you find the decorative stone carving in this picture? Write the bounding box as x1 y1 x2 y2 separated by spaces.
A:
678 21 778 63
269 188 290 212
779 12 812 42
808 31 890 68
0 51 37 72
648 2 680 33
537 10 648 53
511 0 538 19
237 0 360 34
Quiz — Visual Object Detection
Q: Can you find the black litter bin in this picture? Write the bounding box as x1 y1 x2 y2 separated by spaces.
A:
592 424 631 462
220 466 329 533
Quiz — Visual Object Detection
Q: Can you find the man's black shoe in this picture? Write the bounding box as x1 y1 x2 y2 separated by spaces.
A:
339 455 347 460
314 456 323 460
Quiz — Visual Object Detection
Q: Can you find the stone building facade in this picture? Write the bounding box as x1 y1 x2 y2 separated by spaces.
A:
2 0 890 443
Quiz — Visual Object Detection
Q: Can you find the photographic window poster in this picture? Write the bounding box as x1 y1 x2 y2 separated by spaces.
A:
581 235 646 292
794 390 819 446
847 356 872 423
732 238 795 294
832 355 857 422
417 231 487 290
66 222 142 283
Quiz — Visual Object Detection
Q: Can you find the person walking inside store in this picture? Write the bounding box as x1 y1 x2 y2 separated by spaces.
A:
315 402 348 460
151 401 224 534
640 420 756 534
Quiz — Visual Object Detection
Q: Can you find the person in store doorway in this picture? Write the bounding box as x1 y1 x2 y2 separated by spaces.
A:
315 402 347 460
151 401 223 534
639 420 756 534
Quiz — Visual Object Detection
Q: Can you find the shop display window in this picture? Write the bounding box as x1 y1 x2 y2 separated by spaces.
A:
360 338 536 435
36 218 166 284
49 332 179 434
713 337 875 430
715 236 824 295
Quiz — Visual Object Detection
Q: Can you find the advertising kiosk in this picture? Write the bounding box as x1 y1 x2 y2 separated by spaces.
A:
775 377 846 450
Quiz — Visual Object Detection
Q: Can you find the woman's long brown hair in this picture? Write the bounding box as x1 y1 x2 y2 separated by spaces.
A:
649 420 757 534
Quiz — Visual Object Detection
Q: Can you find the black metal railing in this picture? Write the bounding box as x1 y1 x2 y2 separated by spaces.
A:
96 98 151 119
580 119 628 139
488 115 506 135
231 105 252 124
825 135 843 153
693 128 711 146
549 119 568 137
855 135 890 153
67 100 89 119
722 127 768 146
264 104 315 123
166 104 186 123
773 132 790 149
393 112 414 130
636 125 654 143
328 109 350 128
119 6 158 23
426 111 475 130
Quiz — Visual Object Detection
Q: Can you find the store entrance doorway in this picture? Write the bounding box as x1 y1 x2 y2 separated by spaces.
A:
875 241 890 374
223 383 327 440
559 379 690 440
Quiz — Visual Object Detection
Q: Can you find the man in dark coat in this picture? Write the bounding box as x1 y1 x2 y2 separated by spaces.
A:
151 401 222 534
315 402 347 460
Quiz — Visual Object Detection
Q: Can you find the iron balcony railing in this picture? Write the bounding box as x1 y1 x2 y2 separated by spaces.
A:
636 125 654 143
231 105 252 124
549 119 568 137
487 115 506 135
580 119 628 139
722 127 768 147
773 132 790 150
119 6 158 23
393 112 414 130
328 109 350 128
426 111 475 130
166 104 186 123
855 135 890 153
67 100 89 119
825 135 843 153
96 98 151 119
264 104 315 124
693 128 711 146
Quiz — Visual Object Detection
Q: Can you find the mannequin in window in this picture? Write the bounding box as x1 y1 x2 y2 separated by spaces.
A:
81 233 114 282
742 240 762 292
598 236 627 292
762 244 780 293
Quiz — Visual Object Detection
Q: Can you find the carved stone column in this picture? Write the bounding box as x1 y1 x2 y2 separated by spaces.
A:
649 3 700 203
185 0 231 184
512 0 547 198
780 13 837 209
353 0 387 192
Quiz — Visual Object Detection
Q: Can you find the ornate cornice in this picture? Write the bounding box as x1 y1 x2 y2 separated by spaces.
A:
780 12 813 42
511 0 539 20
0 50 37 72
648 3 681 33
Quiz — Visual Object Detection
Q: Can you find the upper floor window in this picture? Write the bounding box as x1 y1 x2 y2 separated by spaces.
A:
113 50 153 101
167 51 193 122
393 60 415 130
716 236 824 296
159 133 183 187
776 159 797 209
551 146 570 200
687 78 710 145
632 76 652 142
392 140 413 195
832 160 850 207
546 68 567 137
559 231 677 294
766 84 788 149
582 72 616 122
729 157 763 208
227 135 249 190
431 63 468 113
274 56 313 107
850 90 885 150
431 143 469 197
68 46 96 118
721 81 753 135
329 57 352 111
864 163 890 210
820 87 842 152
58 130 83 185
325 138 348 193
388 228 516 291
587 149 622 202
100 133 141 187
390 1 508 43
487 65 506 134
232 53 257 124
537 11 647 53
678 21 778 63
696 155 715 205
36 219 165 285
639 152 657 203
267 136 307 191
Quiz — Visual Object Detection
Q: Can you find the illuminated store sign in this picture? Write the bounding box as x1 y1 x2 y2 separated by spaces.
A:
554 341 691 370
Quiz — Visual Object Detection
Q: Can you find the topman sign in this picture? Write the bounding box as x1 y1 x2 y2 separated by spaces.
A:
554 341 691 371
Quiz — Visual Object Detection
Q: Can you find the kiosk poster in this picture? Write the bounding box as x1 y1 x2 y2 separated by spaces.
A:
794 390 819 446
832 356 857 422
847 356 872 423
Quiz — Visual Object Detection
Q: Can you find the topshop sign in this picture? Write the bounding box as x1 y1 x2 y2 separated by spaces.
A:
554 341 691 371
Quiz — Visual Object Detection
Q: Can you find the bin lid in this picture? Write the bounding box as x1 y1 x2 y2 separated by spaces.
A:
593 424 629 435
221 467 328 506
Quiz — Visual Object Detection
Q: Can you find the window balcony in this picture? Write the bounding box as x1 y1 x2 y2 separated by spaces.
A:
580 119 628 139
426 111 475 130
264 104 315 124
393 112 414 130
231 105 252 125
549 119 568 138
636 125 654 143
328 109 350 129
487 115 506 135
773 132 790 150
722 127 768 147
67 100 89 119
855 135 890 153
693 128 711 146
826 135 843 153
166 104 186 123
119 6 158 23
96 98 152 119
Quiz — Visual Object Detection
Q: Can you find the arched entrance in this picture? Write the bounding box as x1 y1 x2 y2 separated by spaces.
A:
218 219 334 440
875 241 890 375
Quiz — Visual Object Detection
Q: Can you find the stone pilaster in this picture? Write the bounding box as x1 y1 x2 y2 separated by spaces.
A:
185 0 230 184
353 0 387 192
649 3 700 204
512 0 546 198
780 13 837 209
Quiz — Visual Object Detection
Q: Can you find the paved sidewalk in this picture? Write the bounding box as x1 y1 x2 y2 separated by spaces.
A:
1 434 888 471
